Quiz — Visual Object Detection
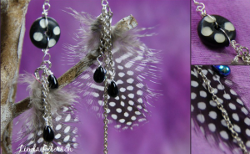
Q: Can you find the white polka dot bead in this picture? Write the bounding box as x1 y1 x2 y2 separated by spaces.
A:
197 15 236 48
30 17 60 49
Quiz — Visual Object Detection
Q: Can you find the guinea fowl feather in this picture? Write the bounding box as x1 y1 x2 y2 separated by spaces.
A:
15 73 79 153
65 8 161 130
191 65 250 154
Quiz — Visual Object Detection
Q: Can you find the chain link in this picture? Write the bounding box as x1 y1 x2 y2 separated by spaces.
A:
42 0 50 16
195 66 250 154
231 40 250 65
193 0 207 17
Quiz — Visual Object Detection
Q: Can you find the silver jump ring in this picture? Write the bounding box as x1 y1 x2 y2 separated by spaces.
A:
43 3 50 13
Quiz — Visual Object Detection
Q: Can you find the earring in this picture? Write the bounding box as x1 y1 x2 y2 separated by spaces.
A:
66 0 161 153
17 1 78 152
192 0 250 64
191 65 250 153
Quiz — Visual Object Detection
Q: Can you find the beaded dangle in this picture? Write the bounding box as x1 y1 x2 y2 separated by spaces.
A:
193 0 250 64
97 1 115 153
66 0 161 153
93 2 119 99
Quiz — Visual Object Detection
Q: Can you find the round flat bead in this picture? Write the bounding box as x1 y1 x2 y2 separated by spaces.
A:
93 66 106 83
212 65 231 77
108 81 119 97
30 16 60 49
48 74 59 89
197 15 236 48
43 126 54 142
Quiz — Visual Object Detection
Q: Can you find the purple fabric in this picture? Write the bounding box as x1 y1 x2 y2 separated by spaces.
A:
13 0 190 154
191 0 250 64
192 66 250 154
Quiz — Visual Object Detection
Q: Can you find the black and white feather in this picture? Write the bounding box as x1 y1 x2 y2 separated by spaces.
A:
191 65 250 153
66 8 161 130
15 73 79 153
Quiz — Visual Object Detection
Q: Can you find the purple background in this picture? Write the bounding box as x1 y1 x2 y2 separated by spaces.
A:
13 0 190 154
191 0 250 65
192 66 250 154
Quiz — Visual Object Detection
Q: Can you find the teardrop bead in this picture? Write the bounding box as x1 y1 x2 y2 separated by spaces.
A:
108 81 119 97
48 74 59 89
43 126 54 142
93 66 106 83
212 65 230 77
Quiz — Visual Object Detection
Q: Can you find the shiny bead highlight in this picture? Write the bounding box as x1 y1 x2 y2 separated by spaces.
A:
43 126 54 142
93 66 106 83
212 65 231 77
48 74 59 89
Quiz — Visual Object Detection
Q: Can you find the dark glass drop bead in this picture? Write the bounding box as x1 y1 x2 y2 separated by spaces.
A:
108 81 119 97
43 126 54 142
93 66 106 83
212 65 231 77
48 74 59 89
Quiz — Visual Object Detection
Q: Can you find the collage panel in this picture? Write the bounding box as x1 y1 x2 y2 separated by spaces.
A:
191 0 250 153
1 0 191 154
191 65 250 154
191 0 250 65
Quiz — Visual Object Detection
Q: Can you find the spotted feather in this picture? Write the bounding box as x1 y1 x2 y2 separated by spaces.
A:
15 74 79 153
191 65 250 153
65 8 161 129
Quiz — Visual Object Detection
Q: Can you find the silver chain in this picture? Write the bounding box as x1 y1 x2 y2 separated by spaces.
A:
34 49 53 154
195 66 250 154
100 1 113 154
35 49 53 125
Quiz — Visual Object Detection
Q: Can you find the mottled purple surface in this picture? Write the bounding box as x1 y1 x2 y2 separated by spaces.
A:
13 0 190 154
191 0 250 65
192 66 250 154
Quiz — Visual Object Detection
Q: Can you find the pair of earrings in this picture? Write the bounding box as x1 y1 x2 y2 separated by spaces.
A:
18 0 160 153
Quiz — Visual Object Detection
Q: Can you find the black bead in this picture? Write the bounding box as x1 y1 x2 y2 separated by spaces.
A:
197 15 236 48
43 126 54 142
108 81 119 97
48 74 59 89
30 16 60 49
93 66 106 83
